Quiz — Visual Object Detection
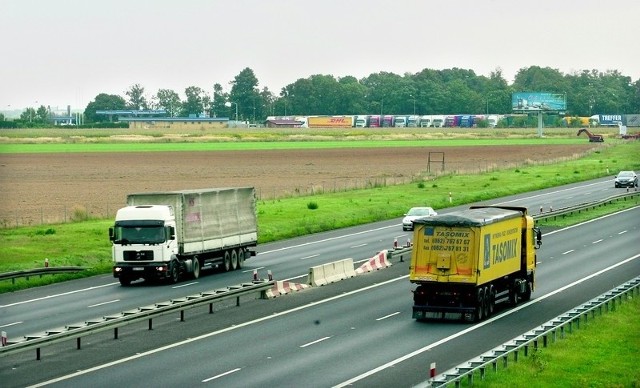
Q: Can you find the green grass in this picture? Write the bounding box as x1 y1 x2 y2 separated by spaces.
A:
467 295 640 387
0 141 638 293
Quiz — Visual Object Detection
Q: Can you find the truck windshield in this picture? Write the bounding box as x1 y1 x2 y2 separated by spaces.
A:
114 226 165 244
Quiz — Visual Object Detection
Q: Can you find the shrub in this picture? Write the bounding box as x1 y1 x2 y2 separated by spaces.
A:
307 201 319 210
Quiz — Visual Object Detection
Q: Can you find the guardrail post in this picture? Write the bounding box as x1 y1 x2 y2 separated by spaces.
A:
148 318 153 330
114 327 118 339
209 302 214 314
180 310 185 322
36 347 41 361
236 296 240 306
76 338 81 350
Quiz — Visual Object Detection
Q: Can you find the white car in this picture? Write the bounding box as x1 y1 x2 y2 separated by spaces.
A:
402 207 437 231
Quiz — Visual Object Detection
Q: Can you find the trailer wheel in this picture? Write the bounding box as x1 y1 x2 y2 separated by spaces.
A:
169 261 180 284
119 277 131 286
522 281 532 301
488 285 496 316
509 286 519 306
192 257 200 280
223 251 231 272
475 288 485 322
482 286 491 318
231 249 238 270
237 248 245 269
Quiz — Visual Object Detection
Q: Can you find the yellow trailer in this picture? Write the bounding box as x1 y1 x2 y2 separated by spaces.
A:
410 206 541 321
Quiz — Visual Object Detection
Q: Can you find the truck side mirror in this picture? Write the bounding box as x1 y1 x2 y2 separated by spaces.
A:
109 227 115 242
169 226 176 240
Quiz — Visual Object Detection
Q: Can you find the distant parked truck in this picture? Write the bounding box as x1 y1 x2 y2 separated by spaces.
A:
382 115 395 127
308 116 354 128
369 115 382 128
355 115 370 128
110 187 258 286
419 115 432 127
407 115 420 127
394 115 409 127
431 115 446 128
410 206 541 322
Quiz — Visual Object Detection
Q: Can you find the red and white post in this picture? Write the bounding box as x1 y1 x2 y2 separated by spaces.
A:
267 270 273 281
1 331 7 347
44 258 49 268
429 362 436 378
252 269 258 281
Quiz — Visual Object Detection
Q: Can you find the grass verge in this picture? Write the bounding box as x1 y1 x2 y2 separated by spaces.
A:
465 294 640 387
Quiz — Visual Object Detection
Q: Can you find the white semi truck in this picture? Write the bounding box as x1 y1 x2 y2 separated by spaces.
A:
110 187 258 286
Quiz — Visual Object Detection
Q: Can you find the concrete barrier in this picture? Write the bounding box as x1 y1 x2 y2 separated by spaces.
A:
263 281 309 298
356 250 391 274
307 258 356 286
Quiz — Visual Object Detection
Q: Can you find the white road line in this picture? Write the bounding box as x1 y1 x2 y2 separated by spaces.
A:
376 312 401 321
593 239 603 244
562 250 574 255
300 254 319 260
334 253 640 387
300 336 331 348
618 230 627 235
350 244 367 248
0 283 117 308
172 282 198 289
202 368 241 382
0 321 23 328
88 300 120 308
242 266 265 273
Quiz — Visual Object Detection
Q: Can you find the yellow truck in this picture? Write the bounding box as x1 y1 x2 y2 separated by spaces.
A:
410 206 541 321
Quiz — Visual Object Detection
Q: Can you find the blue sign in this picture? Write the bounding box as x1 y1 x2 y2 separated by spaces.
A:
512 92 566 112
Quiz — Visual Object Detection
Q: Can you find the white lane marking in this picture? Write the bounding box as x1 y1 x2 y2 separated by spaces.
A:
172 282 198 289
593 239 603 244
335 253 640 387
544 206 640 237
0 321 23 328
300 336 331 348
618 230 627 235
300 254 319 260
562 250 574 255
0 283 117 308
88 300 120 308
30 251 640 387
202 368 241 383
376 312 401 321
495 180 608 205
350 244 367 248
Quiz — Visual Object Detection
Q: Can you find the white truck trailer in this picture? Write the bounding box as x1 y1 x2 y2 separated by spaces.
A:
110 187 258 286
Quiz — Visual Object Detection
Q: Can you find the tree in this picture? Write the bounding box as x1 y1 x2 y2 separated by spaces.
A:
181 86 206 117
229 67 260 121
84 93 127 123
125 84 148 110
154 89 181 117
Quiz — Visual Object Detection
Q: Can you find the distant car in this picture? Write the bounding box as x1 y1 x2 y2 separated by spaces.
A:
614 171 638 188
402 207 437 231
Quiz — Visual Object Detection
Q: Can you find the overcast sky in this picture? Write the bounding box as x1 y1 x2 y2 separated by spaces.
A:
2 0 639 112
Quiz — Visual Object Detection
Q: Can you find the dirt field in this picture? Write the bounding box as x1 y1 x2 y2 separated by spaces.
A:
0 144 597 226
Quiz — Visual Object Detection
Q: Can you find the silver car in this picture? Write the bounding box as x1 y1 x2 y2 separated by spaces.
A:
402 207 437 231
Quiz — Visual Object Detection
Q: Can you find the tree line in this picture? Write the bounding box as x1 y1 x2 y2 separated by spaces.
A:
3 65 639 126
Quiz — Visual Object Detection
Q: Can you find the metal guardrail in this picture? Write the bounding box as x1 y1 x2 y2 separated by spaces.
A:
0 266 88 284
424 276 640 387
0 279 275 359
533 191 639 222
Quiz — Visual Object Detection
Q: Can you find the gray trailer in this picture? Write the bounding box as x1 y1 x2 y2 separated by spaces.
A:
110 187 257 285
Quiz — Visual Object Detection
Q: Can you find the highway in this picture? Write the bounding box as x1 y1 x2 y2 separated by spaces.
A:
1 177 638 387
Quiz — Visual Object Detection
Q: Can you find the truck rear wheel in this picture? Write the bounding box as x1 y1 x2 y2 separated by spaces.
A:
522 281 532 301
475 288 485 322
488 285 496 316
231 249 238 270
237 248 245 269
192 257 200 280
223 251 231 272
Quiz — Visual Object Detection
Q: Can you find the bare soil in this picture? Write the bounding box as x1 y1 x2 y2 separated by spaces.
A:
0 144 596 226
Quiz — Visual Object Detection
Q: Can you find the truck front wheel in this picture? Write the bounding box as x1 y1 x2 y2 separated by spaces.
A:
119 277 131 286
169 261 180 284
475 288 485 322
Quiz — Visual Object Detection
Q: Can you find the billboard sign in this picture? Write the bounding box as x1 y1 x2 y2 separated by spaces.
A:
598 114 623 126
511 92 566 112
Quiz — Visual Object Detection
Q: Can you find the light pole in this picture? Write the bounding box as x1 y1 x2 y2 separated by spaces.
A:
225 101 238 122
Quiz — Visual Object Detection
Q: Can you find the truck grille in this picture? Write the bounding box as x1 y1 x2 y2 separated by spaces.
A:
123 250 154 261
